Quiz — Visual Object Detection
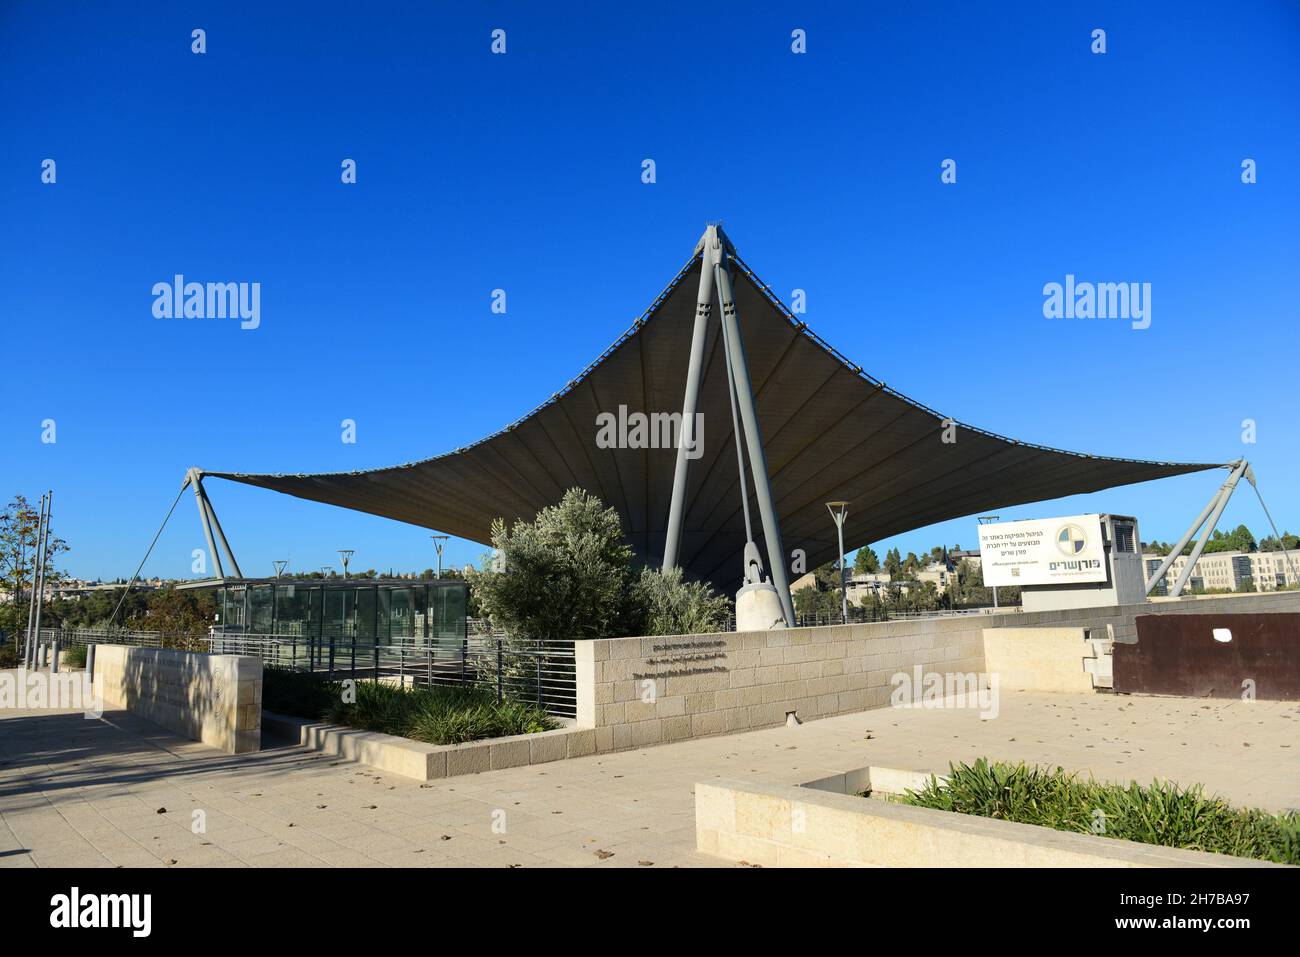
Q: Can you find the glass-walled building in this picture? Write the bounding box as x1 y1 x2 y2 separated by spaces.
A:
208 578 468 646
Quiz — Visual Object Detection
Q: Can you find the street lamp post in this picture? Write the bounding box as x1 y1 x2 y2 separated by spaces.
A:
825 501 850 625
430 535 449 579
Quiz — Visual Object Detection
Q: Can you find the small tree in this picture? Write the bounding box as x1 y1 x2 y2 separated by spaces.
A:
126 589 216 647
630 566 730 636
469 488 636 642
853 546 880 575
884 547 902 578
793 582 842 621
0 494 69 650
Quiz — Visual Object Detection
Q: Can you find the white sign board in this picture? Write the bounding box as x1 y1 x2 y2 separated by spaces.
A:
977 514 1107 587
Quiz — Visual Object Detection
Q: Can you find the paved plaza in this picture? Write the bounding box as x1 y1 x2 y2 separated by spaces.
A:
2 677 1297 868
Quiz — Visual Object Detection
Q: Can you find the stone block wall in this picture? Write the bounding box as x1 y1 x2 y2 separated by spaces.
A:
573 590 1300 752
982 626 1111 693
575 616 987 753
92 644 262 754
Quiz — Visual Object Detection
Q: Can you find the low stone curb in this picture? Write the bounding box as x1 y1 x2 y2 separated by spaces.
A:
696 776 1290 868
262 710 597 781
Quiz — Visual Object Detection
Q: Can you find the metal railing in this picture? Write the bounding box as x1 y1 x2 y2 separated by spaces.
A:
39 627 175 650
884 607 1007 620
43 626 577 718
209 631 576 718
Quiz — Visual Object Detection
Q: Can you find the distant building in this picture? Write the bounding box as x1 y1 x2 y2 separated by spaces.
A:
793 550 984 607
51 578 166 600
1142 550 1300 594
847 572 895 604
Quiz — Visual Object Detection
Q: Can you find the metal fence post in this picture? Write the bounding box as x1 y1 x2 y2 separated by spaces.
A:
496 639 503 704
328 635 335 680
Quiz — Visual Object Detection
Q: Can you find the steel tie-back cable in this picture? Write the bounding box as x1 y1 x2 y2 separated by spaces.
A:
1247 472 1300 586
108 484 187 627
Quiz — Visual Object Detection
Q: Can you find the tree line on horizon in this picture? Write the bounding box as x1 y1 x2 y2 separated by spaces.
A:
1142 524 1297 557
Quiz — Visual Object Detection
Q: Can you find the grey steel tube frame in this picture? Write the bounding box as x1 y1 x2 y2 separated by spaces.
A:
661 227 717 572
24 493 48 668
185 467 243 579
714 254 796 627
661 225 796 626
1142 459 1244 597
29 490 52 669
189 468 223 578
1168 459 1248 598
828 504 849 624
718 295 755 545
202 485 243 578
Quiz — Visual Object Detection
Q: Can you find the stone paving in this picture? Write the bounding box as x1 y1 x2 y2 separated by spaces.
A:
2 678 1297 868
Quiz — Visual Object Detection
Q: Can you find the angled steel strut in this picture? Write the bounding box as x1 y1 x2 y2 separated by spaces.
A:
184 467 243 579
662 225 796 627
1144 459 1247 598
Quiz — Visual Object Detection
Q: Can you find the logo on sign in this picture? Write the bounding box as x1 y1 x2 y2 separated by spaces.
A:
1055 524 1088 556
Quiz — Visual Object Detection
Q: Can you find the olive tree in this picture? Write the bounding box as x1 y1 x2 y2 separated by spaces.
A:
469 488 636 642
631 566 730 636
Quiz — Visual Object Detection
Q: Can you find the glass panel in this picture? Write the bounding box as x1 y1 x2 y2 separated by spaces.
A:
390 588 414 642
430 582 467 642
412 586 428 644
222 586 247 630
274 584 310 637
343 589 358 639
323 589 348 639
249 585 274 634
308 586 323 637
356 586 377 642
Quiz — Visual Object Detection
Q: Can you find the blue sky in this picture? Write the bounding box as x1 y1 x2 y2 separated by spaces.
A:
2 1 1297 581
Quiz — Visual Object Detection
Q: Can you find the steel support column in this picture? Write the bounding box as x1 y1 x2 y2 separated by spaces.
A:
1142 482 1223 597
24 493 48 668
714 256 796 627
662 226 718 571
200 482 243 578
188 468 224 579
29 490 52 669
1169 459 1248 598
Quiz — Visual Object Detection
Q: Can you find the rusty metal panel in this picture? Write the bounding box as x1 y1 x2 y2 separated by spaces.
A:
1116 613 1300 700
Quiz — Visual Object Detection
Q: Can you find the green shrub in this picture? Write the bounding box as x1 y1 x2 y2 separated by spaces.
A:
630 566 731 636
410 696 550 744
469 488 637 642
262 667 556 746
62 643 88 668
0 644 19 668
901 758 1300 865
